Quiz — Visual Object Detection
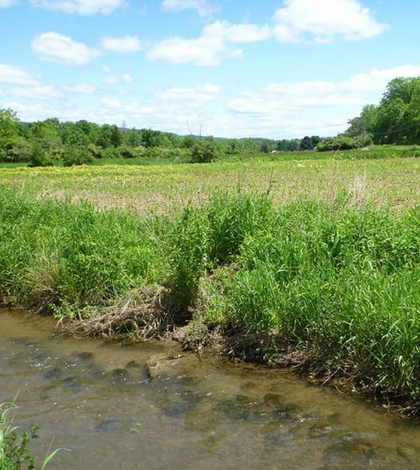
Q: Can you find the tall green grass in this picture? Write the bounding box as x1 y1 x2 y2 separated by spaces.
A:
0 187 168 311
202 196 420 402
2 185 420 408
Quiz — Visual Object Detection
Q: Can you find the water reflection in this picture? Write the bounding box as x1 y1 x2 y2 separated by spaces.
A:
1 309 420 470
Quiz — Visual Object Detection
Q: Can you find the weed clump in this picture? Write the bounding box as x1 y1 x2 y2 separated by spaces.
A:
0 400 64 469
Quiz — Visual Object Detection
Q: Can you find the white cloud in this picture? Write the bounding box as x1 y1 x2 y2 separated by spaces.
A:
6 56 420 139
30 0 126 15
148 19 269 66
161 0 218 17
92 82 225 134
151 2 386 67
4 86 63 100
203 20 271 43
122 74 133 83
226 64 420 137
231 79 365 119
101 35 144 53
31 32 101 66
101 97 123 109
64 84 97 94
97 95 218 135
341 65 420 92
148 35 227 66
0 63 41 86
273 0 388 43
3 101 99 124
103 76 120 85
156 83 221 107
0 0 18 7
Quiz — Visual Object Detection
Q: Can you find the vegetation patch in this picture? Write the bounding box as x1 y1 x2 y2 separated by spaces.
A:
0 399 64 469
3 163 420 416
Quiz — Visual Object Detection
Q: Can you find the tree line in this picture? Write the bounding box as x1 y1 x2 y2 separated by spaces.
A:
1 77 419 165
0 109 324 166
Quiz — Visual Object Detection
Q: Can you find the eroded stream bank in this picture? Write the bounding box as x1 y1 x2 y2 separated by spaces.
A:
2 308 420 470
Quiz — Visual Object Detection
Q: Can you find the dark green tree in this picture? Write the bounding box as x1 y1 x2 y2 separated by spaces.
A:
259 140 271 153
61 121 89 146
311 135 322 148
111 125 123 147
299 135 313 150
97 124 115 148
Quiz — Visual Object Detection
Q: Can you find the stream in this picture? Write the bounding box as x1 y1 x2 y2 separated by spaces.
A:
2 308 420 470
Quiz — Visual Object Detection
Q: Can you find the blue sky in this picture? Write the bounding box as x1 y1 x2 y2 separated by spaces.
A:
0 0 419 139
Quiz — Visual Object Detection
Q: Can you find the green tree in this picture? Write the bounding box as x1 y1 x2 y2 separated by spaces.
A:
140 128 167 148
126 128 143 147
299 135 313 150
223 139 240 155
28 119 60 141
311 135 322 148
182 135 198 149
375 77 420 144
346 105 378 138
276 138 300 151
7 137 32 162
60 121 89 146
0 108 20 159
75 120 101 144
111 124 123 147
259 140 271 153
97 124 114 148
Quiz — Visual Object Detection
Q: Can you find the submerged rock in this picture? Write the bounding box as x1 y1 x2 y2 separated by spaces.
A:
77 351 93 361
44 367 63 380
145 353 200 380
111 368 130 383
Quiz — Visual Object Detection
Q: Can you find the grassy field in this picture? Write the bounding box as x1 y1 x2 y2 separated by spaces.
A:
2 150 420 213
2 148 420 414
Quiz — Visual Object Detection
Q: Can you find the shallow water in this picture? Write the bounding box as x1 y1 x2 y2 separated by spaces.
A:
2 309 420 470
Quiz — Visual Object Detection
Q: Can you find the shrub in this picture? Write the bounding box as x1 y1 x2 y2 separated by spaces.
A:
317 134 372 152
98 146 122 159
28 144 54 167
118 145 137 159
190 140 219 163
63 145 93 166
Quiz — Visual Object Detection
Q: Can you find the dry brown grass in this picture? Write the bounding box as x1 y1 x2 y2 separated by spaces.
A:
65 286 174 340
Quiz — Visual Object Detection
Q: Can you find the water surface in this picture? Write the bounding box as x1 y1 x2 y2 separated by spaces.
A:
1 309 420 470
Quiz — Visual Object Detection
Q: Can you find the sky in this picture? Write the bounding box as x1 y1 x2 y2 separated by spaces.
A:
1 0 420 139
